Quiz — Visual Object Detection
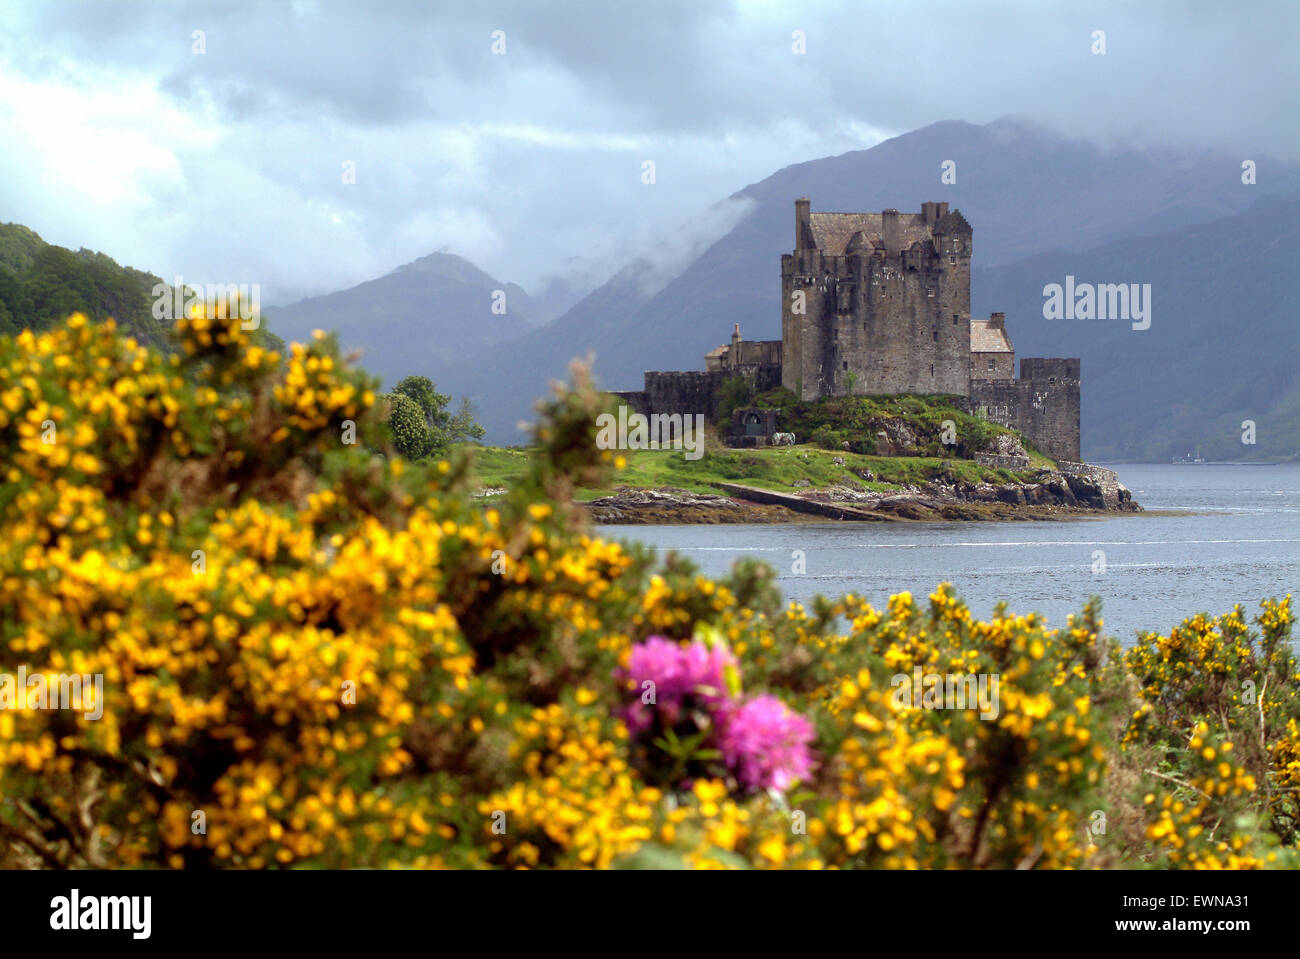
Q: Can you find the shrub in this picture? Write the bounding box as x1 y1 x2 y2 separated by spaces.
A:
0 311 1295 870
808 425 842 450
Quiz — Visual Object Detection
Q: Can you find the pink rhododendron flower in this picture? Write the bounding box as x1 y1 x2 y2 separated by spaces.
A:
618 636 735 734
717 694 815 792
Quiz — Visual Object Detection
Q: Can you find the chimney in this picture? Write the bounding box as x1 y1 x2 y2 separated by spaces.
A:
989 311 1005 329
922 201 938 228
731 323 741 369
882 208 900 256
937 201 949 218
795 197 811 251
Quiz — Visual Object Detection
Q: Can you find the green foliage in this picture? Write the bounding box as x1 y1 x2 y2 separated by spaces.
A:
752 388 1049 463
0 222 44 273
2 314 1295 870
384 374 485 460
446 397 486 445
715 375 755 423
393 375 450 427
384 392 434 460
471 441 1042 498
25 246 98 330
0 222 292 355
808 425 844 451
1123 600 1300 849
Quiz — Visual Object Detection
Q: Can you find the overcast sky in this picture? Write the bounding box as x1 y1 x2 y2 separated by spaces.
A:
0 0 1295 303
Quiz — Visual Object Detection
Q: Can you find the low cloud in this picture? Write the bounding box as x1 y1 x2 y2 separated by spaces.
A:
0 0 1292 303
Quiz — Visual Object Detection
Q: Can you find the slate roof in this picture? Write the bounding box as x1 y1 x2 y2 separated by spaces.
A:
970 319 1014 353
808 212 935 255
936 209 972 235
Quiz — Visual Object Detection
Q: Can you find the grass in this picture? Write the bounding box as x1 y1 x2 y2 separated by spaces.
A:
467 441 1050 500
750 388 1055 464
466 391 1060 498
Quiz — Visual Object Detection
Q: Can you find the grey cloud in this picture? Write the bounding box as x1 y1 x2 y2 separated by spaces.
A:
0 0 1293 304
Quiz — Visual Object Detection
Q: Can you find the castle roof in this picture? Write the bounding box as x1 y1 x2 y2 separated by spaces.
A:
808 212 934 255
936 209 972 235
970 319 1013 353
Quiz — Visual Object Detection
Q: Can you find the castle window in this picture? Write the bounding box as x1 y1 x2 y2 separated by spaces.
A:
930 364 934 376
932 331 938 342
953 314 959 324
948 256 956 265
842 361 848 370
988 358 995 370
927 287 935 298
1049 377 1056 385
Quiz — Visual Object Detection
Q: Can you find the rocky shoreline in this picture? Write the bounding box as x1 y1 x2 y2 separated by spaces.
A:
582 468 1140 525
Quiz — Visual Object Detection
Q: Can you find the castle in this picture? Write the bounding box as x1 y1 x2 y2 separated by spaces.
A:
615 199 1081 462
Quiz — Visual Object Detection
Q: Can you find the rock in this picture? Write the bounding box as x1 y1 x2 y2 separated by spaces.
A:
839 441 850 451
853 468 876 482
995 485 1026 505
1042 478 1077 506
832 456 845 467
874 419 918 456
792 479 811 488
582 486 792 525
986 433 1027 458
1063 473 1106 509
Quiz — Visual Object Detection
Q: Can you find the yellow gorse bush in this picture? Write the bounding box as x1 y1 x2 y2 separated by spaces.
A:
1 311 1297 869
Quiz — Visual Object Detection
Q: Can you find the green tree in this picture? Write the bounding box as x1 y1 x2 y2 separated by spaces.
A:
384 391 433 460
715 375 755 423
388 374 484 454
23 246 98 329
446 397 486 444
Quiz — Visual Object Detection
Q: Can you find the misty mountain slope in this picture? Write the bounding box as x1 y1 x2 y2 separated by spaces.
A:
431 258 662 433
449 118 1300 442
264 251 537 388
973 195 1300 461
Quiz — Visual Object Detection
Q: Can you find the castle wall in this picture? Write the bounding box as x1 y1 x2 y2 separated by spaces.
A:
967 358 1080 462
781 210 972 401
971 351 1015 380
620 363 783 422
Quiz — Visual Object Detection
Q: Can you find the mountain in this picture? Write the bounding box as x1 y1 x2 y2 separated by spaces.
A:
439 118 1300 444
973 195 1300 462
264 251 550 388
0 223 177 349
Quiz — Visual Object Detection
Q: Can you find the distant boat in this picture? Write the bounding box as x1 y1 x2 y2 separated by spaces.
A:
1171 449 1207 464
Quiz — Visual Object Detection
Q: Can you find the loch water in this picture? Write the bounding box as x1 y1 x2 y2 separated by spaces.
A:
600 464 1300 645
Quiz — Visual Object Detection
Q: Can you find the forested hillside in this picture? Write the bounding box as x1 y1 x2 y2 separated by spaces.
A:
0 222 285 355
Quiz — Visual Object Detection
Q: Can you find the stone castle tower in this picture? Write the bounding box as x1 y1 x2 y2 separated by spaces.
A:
614 198 1082 462
782 198 973 399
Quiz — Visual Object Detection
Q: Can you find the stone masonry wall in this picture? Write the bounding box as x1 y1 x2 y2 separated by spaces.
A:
613 365 782 423
966 358 1081 462
781 205 972 402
